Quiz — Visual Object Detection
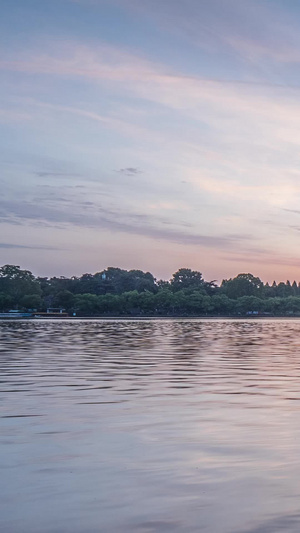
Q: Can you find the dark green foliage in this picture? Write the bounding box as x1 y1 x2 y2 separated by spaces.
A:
155 289 175 314
0 293 14 311
211 294 234 314
54 290 75 309
73 294 100 315
1 264 300 316
235 296 264 314
221 273 263 299
19 294 43 310
0 265 41 307
292 281 298 295
170 268 204 292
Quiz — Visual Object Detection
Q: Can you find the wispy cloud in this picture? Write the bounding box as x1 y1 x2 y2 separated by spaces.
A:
2 1 300 278
116 167 143 176
4 41 300 129
0 196 251 251
35 171 82 178
107 0 300 66
283 208 300 215
2 41 300 216
241 512 300 533
0 242 60 250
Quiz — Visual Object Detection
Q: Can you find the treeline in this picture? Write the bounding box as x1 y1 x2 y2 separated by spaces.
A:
1 264 300 316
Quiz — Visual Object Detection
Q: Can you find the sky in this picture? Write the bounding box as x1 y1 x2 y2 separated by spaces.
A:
2 0 300 282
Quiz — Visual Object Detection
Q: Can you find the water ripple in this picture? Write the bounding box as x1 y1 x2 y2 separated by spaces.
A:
1 318 300 532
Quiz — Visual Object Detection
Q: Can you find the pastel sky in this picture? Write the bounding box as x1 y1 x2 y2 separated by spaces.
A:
2 0 300 282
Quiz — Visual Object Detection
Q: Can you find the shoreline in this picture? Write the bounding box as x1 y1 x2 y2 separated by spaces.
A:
0 315 299 320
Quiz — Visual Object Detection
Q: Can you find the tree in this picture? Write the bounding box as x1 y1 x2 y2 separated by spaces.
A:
181 292 212 314
235 296 264 314
221 273 263 299
98 293 123 314
276 282 288 298
157 280 170 290
281 296 300 315
0 293 13 311
20 294 42 310
203 280 218 295
128 270 157 293
91 267 157 295
0 265 41 306
263 297 282 315
54 290 75 310
73 294 99 315
292 281 298 295
138 290 155 313
77 273 98 294
211 294 234 314
170 268 204 292
122 290 141 314
263 282 274 298
285 281 294 297
154 289 175 314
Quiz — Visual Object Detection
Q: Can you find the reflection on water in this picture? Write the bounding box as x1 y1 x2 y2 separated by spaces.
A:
2 319 300 532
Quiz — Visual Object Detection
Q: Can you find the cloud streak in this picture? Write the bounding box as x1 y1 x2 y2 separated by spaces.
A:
105 0 300 66
116 167 143 176
4 41 300 137
0 243 60 250
0 197 251 251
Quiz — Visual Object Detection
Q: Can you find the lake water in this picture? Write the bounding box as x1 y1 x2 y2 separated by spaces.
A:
2 318 300 532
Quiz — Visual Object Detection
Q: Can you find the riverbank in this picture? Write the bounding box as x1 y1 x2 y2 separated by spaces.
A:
1 314 300 320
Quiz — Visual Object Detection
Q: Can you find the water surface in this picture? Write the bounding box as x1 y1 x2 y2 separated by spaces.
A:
1 318 300 532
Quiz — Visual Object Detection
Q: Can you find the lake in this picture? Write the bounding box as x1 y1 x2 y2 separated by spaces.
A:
1 318 300 532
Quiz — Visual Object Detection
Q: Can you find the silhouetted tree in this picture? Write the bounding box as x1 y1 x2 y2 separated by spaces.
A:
170 268 204 292
221 273 263 299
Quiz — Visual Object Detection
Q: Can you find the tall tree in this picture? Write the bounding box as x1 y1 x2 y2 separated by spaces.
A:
170 268 204 292
221 273 263 299
0 265 41 306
